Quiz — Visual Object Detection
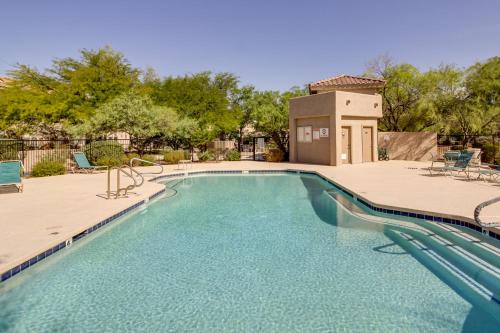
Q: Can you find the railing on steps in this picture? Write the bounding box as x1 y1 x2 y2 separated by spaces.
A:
474 196 500 229
106 165 144 199
105 158 164 199
129 158 163 175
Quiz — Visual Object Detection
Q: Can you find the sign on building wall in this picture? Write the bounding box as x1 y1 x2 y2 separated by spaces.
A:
320 128 329 138
304 127 312 142
313 129 320 140
297 126 313 143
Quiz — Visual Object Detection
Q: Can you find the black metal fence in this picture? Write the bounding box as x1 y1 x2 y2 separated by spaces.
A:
0 136 274 175
238 136 272 161
0 138 176 174
437 134 499 164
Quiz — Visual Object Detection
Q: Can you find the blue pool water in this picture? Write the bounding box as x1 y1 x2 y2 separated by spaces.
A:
0 174 499 332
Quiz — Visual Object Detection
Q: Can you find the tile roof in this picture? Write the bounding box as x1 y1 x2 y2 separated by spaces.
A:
309 74 385 91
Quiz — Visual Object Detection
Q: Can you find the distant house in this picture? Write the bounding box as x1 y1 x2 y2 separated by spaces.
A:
289 75 385 166
0 76 11 88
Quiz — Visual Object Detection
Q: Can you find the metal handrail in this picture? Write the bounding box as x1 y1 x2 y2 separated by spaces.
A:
129 158 164 175
105 159 163 199
106 165 142 199
474 196 500 228
122 164 145 188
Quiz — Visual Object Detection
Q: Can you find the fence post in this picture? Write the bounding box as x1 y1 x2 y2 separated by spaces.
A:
21 139 25 161
253 137 256 161
494 135 497 164
88 138 92 161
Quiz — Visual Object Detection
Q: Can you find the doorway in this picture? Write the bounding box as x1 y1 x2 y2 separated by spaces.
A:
341 126 352 164
362 127 373 162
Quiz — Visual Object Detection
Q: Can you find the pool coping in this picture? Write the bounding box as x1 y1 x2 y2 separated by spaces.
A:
1 168 498 284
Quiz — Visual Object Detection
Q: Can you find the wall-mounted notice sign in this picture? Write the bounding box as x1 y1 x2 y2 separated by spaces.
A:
320 128 329 137
304 127 312 142
298 126 313 143
313 130 320 140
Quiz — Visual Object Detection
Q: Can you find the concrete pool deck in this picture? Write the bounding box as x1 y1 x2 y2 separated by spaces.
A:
1 160 499 276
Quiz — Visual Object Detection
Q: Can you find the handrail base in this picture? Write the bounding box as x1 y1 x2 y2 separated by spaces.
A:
474 196 500 228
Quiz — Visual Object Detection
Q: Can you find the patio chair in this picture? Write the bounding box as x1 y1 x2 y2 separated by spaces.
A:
477 165 500 182
467 148 482 168
72 152 108 173
443 151 477 179
0 160 23 192
428 150 460 175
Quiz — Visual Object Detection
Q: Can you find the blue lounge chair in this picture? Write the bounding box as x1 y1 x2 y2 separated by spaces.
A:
477 165 500 182
443 151 476 178
72 152 108 173
0 160 23 192
428 150 461 175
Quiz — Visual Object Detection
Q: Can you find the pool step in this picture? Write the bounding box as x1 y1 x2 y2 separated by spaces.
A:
397 231 495 300
425 222 500 265
387 229 500 319
325 189 499 268
401 227 500 301
325 189 500 305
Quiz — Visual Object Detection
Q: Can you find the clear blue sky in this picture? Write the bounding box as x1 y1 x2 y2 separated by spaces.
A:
1 0 499 91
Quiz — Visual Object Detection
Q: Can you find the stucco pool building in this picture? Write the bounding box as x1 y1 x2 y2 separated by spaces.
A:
289 75 385 166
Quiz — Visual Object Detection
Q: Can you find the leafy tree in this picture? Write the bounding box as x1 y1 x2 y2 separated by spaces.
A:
2 46 497 148
0 47 140 136
425 65 470 137
366 58 435 131
230 85 256 150
0 69 62 134
465 57 500 134
80 91 178 153
48 46 140 120
366 55 499 137
163 117 199 150
139 66 162 97
423 59 499 140
150 72 241 135
252 87 307 157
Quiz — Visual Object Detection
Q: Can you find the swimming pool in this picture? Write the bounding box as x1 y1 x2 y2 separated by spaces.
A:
0 173 499 332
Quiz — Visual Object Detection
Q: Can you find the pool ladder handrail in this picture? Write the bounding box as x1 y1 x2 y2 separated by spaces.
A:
106 165 144 199
129 157 164 175
474 196 500 229
106 159 164 199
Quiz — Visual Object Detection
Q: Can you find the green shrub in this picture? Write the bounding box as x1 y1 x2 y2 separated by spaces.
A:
31 160 66 177
225 149 241 161
84 141 125 165
40 146 71 164
479 142 499 164
0 140 21 161
378 148 389 161
265 148 284 162
96 156 128 167
198 150 214 162
142 154 158 163
126 152 140 165
163 150 188 164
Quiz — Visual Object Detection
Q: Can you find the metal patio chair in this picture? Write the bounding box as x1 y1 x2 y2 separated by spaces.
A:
72 152 108 173
0 160 23 192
